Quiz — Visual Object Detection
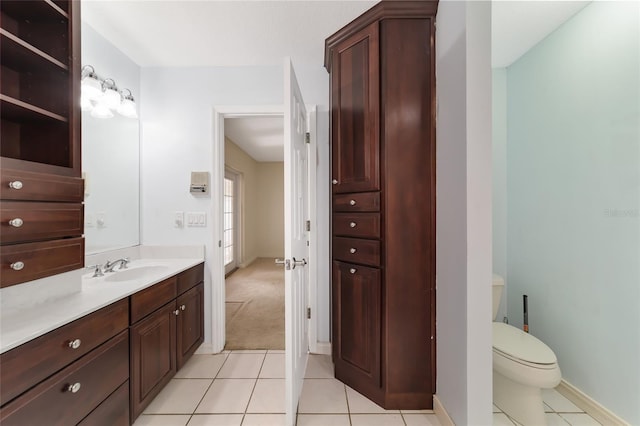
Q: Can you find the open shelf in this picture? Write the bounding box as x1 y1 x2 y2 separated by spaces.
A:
0 29 68 71
1 0 68 20
1 95 68 123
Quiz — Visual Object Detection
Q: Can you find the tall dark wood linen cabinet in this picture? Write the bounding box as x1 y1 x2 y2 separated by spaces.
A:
325 1 438 409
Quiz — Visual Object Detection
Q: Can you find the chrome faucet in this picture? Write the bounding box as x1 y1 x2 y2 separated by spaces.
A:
103 258 130 273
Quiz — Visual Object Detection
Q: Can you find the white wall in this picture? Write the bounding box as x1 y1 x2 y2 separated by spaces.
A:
140 63 331 346
256 162 285 258
436 1 492 424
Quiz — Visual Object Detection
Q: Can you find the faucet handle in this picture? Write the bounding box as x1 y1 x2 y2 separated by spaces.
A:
121 258 130 269
86 264 104 277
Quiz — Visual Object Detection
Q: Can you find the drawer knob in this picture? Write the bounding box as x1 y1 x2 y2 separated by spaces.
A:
174 309 180 316
10 261 24 271
8 218 24 228
66 383 81 393
180 304 186 311
332 179 338 185
68 339 81 349
349 200 356 206
349 222 356 228
8 181 23 190
349 268 357 274
350 248 357 254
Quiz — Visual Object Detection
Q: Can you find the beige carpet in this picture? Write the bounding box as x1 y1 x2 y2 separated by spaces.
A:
225 258 285 350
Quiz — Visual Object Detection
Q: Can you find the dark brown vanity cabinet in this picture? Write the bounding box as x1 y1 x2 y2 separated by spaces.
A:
130 264 205 421
0 0 84 288
326 1 438 410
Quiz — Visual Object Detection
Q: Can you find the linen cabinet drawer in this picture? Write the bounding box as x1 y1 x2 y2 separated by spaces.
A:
333 237 381 267
333 213 380 239
333 192 380 212
0 237 84 288
0 168 84 202
0 298 129 404
0 202 83 244
0 331 129 426
130 276 178 323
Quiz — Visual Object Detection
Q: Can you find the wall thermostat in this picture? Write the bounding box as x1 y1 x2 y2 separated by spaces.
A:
190 171 209 194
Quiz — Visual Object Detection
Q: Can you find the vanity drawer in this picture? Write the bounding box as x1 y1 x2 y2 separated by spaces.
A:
0 330 129 426
177 262 204 295
0 168 84 202
333 192 380 212
130 276 178 324
0 298 129 404
78 380 130 426
333 213 380 239
0 202 83 244
333 237 381 267
0 237 84 288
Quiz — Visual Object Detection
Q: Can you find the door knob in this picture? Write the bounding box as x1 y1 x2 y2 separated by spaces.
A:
349 222 356 228
332 179 338 185
350 248 357 254
292 257 307 269
275 259 291 270
8 181 23 190
8 218 23 227
349 200 356 206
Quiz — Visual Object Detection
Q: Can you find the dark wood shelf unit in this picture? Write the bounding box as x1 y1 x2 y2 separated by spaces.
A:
0 0 68 21
1 95 68 123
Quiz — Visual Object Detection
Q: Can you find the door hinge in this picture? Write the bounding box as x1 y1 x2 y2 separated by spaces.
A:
305 132 310 144
307 307 311 319
306 220 311 231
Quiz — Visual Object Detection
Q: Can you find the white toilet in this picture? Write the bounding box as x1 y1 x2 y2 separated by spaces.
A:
492 274 561 425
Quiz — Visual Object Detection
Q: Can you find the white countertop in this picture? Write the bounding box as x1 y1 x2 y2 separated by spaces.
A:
0 254 204 354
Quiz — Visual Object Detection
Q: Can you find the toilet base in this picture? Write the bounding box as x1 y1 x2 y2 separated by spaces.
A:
494 370 546 426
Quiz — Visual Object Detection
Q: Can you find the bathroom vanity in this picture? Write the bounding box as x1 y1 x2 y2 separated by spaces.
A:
0 258 205 425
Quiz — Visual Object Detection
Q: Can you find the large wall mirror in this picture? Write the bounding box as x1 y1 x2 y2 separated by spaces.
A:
81 19 140 254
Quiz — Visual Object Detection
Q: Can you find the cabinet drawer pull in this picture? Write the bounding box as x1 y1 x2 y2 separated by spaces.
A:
349 222 356 228
332 179 338 185
65 383 81 393
8 181 23 190
349 199 356 206
350 268 357 274
10 261 24 271
8 218 24 228
180 304 186 311
350 248 357 254
68 339 81 349
174 309 180 316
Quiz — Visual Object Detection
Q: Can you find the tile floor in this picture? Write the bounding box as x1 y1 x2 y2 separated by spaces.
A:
134 350 601 426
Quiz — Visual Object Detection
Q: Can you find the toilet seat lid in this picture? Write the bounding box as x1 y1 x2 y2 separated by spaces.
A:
493 322 557 365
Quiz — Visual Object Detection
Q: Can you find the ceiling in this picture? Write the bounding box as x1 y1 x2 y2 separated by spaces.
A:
83 0 591 161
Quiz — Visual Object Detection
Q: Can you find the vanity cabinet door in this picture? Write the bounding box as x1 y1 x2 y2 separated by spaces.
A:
176 282 204 370
130 302 177 420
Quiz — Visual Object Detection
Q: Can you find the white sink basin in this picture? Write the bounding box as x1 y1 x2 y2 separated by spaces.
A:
104 265 169 282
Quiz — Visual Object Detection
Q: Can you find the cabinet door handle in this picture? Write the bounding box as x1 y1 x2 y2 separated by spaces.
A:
68 339 81 349
349 268 357 274
174 309 180 316
349 199 356 206
332 179 338 185
10 261 24 271
349 222 356 228
8 218 24 228
65 383 81 393
8 181 23 190
349 248 357 254
180 304 186 311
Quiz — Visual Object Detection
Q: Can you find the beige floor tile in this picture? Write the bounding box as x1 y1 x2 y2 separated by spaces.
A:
230 350 267 354
558 413 602 425
545 413 571 426
493 404 502 413
143 379 212 414
133 415 191 426
218 353 265 378
542 389 583 413
187 414 243 425
493 413 516 425
268 350 285 354
195 379 256 413
350 414 405 426
241 414 286 426
304 355 334 378
401 410 436 414
175 354 228 379
345 386 399 413
403 413 442 425
259 354 285 378
545 403 555 412
247 379 286 413
297 379 348 413
296 414 350 426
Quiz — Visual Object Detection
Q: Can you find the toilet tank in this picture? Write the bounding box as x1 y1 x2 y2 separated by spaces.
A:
492 274 505 320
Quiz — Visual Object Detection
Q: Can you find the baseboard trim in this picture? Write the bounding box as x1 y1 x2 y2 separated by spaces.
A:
239 257 257 268
556 379 629 426
312 342 331 355
194 343 215 354
434 395 455 426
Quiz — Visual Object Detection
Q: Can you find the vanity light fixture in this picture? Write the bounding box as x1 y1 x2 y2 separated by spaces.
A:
80 65 138 119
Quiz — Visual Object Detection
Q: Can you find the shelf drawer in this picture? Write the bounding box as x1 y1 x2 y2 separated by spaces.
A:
333 213 380 239
177 262 204 296
333 237 381 267
0 298 129 404
0 237 84 288
1 201 83 244
131 276 178 324
0 330 129 426
333 192 380 212
0 168 83 202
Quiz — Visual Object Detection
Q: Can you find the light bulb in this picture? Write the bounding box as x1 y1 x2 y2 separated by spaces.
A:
117 98 137 118
81 74 102 101
91 102 114 119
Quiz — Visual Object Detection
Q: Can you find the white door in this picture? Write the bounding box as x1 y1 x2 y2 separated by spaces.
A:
283 57 309 426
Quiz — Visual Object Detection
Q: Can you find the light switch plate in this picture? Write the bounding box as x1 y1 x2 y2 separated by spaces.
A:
174 211 184 228
187 211 207 227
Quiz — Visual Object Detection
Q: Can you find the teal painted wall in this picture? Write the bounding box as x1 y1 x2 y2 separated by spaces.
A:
505 2 639 423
